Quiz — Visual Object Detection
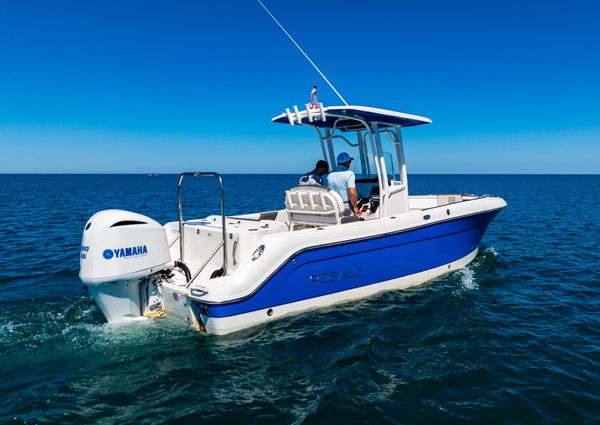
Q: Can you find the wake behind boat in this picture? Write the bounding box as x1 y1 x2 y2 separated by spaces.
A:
79 104 506 335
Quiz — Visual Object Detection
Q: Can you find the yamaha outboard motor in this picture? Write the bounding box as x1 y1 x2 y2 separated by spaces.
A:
79 210 172 323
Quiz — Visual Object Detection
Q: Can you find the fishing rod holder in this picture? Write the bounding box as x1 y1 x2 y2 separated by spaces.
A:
177 172 228 277
285 103 326 125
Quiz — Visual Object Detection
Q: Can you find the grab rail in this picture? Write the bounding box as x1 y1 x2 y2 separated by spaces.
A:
177 172 228 277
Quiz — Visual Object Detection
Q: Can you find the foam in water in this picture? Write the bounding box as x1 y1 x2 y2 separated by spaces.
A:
457 267 478 290
0 320 16 334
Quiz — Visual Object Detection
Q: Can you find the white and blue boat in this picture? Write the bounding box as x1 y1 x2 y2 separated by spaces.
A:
79 104 506 335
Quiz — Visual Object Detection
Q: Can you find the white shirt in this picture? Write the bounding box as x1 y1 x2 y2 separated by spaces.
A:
326 165 356 203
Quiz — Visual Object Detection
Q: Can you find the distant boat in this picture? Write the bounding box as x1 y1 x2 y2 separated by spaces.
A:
148 172 158 177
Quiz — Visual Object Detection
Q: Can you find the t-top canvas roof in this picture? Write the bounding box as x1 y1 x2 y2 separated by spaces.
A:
272 105 431 130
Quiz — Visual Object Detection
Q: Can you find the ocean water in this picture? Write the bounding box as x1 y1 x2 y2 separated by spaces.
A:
0 174 599 424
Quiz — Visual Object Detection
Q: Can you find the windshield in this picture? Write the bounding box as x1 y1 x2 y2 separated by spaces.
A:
353 152 398 181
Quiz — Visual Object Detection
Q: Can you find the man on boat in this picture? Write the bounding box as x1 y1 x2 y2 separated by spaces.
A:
327 152 360 216
299 160 329 186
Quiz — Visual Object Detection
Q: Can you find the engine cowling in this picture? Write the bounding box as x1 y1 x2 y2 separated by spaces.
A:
79 209 171 285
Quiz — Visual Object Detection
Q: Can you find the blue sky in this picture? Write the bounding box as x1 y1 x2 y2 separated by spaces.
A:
0 0 598 173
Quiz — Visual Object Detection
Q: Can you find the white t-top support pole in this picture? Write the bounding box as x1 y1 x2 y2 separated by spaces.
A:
396 126 408 195
357 132 368 177
373 123 390 216
311 127 329 165
325 128 336 168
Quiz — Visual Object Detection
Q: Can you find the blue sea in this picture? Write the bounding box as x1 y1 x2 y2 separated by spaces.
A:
1 174 599 424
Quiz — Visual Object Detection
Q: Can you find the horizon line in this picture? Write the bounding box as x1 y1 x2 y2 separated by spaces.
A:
2 173 599 176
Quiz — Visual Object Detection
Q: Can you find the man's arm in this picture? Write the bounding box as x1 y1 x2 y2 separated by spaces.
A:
348 187 359 215
347 172 359 214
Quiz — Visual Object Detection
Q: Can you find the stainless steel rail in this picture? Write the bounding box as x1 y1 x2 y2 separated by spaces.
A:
177 172 228 278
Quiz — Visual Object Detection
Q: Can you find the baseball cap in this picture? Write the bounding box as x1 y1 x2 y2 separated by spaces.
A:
336 152 354 164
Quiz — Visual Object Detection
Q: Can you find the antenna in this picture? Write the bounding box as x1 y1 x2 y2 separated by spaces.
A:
256 0 349 106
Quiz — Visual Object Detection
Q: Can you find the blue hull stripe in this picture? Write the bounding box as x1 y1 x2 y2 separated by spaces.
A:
193 210 500 318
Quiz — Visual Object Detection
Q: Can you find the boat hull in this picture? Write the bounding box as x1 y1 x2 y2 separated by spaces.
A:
190 209 500 335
